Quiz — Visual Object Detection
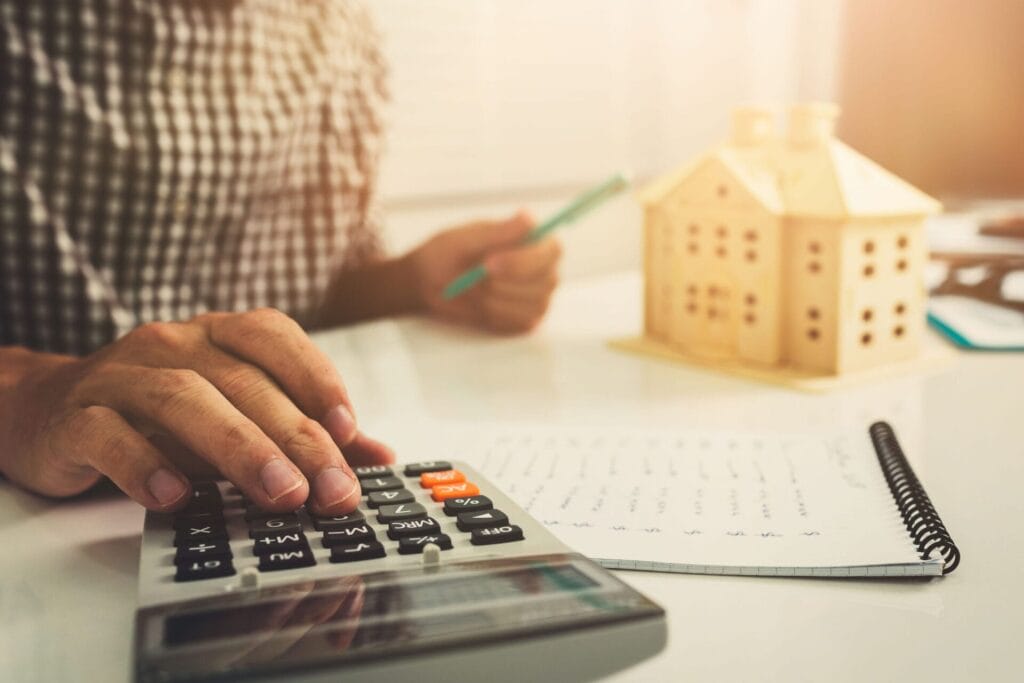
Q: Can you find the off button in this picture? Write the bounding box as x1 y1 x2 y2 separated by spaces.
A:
470 525 524 546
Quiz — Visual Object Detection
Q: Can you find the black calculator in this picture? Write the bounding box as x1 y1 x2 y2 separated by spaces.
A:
134 460 666 682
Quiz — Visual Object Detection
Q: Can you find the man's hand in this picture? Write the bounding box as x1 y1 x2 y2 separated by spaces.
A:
0 309 393 514
409 211 561 333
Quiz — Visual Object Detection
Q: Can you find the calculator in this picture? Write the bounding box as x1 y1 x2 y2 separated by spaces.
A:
134 460 666 682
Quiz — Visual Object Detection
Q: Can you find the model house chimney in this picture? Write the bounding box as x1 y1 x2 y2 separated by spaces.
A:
788 102 839 146
731 106 774 146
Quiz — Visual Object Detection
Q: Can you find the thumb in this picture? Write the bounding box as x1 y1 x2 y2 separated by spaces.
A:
451 210 534 257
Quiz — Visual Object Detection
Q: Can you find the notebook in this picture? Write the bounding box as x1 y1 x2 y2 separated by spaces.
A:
435 421 960 578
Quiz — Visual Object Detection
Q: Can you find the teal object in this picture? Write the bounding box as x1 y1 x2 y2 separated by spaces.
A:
441 172 631 300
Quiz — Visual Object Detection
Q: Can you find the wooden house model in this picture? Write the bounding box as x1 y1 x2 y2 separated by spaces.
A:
631 104 941 383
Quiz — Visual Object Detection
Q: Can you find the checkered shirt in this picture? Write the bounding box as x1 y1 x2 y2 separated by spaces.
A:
0 0 386 355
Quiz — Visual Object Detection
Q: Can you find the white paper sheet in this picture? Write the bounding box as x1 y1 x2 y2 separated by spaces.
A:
440 424 939 576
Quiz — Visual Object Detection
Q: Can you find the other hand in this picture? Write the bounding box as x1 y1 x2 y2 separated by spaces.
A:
409 211 562 334
0 309 393 514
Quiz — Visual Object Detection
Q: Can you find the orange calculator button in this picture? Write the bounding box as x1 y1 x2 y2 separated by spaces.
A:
420 470 465 488
431 482 480 502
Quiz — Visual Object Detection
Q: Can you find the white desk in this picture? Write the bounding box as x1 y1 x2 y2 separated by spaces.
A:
2 272 1022 682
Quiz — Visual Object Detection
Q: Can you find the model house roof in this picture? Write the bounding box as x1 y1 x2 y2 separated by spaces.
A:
638 104 941 219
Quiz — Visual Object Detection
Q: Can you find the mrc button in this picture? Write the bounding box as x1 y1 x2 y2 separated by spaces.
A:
387 517 441 540
403 461 452 477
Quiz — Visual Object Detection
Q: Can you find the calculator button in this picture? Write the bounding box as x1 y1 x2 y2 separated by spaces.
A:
397 534 453 554
258 546 316 572
330 541 386 563
322 524 376 547
175 558 235 582
367 489 415 508
456 509 509 531
360 476 405 493
244 503 281 521
172 511 223 530
387 517 441 540
353 465 394 479
180 482 222 513
419 470 465 488
443 495 493 516
311 511 366 531
253 532 307 555
403 461 453 477
174 524 227 546
431 482 480 502
175 540 233 564
376 502 428 523
470 525 525 545
248 516 302 538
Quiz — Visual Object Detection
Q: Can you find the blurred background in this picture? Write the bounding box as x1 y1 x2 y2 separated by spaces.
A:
372 0 1024 280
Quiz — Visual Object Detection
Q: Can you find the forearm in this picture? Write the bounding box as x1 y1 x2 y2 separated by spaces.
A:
313 253 425 328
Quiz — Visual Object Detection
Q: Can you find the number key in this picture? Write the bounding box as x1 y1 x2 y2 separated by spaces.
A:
360 476 405 493
353 465 393 479
310 510 365 531
248 515 302 538
366 489 414 508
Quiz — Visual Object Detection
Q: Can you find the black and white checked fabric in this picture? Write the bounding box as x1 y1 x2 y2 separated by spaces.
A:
0 0 386 355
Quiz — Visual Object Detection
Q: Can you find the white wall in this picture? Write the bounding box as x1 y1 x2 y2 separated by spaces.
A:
371 0 844 279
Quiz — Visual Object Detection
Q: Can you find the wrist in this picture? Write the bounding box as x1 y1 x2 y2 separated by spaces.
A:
0 347 77 477
315 253 427 328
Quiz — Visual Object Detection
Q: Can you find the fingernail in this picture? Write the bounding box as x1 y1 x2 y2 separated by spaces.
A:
322 405 357 445
315 467 360 509
260 459 304 501
147 469 188 506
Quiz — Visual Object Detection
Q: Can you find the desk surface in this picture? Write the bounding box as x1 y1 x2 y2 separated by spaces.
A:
2 272 1022 682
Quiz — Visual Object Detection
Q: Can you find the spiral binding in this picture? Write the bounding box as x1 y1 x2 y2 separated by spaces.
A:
869 421 961 575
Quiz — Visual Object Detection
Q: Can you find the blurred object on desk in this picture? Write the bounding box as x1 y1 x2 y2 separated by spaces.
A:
979 214 1024 241
927 209 1024 350
839 0 1024 199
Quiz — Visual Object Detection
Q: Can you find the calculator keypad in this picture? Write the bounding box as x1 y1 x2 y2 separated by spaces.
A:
168 462 525 583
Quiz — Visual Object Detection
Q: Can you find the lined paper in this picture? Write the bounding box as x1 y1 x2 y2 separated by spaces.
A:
445 425 941 577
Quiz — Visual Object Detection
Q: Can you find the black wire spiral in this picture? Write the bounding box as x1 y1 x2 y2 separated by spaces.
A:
869 421 961 575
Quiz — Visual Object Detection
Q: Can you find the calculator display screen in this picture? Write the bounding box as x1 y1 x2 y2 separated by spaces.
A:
135 554 662 683
162 563 597 647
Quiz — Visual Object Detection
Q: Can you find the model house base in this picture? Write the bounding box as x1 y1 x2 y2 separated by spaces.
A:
610 334 954 392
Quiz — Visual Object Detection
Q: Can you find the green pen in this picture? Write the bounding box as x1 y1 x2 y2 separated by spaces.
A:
441 171 632 300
